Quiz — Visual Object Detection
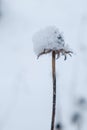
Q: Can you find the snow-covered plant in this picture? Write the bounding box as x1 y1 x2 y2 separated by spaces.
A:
33 26 73 130
33 26 72 60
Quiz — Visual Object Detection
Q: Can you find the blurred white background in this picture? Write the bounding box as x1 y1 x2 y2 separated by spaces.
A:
0 0 87 130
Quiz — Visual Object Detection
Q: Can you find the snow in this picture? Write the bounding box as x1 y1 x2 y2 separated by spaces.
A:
0 0 87 130
33 26 65 55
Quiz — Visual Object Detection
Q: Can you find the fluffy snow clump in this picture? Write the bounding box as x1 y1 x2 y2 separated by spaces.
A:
32 26 70 56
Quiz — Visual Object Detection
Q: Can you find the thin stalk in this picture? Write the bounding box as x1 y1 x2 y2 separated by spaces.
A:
51 51 56 130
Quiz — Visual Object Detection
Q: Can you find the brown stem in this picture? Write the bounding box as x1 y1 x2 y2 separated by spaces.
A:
51 51 56 130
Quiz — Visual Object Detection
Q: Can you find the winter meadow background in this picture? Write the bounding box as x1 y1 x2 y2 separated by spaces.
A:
0 0 87 130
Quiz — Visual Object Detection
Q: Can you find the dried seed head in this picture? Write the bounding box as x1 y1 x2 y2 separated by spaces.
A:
32 26 73 59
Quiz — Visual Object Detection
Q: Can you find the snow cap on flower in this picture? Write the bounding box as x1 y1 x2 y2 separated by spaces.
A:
32 26 65 55
32 26 72 59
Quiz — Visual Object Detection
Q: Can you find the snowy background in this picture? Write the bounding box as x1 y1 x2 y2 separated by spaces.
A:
0 0 87 130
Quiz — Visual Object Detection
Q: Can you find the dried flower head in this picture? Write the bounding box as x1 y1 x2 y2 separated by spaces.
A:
33 26 73 60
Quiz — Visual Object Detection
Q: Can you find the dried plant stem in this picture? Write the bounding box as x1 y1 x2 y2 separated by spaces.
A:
51 51 56 130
